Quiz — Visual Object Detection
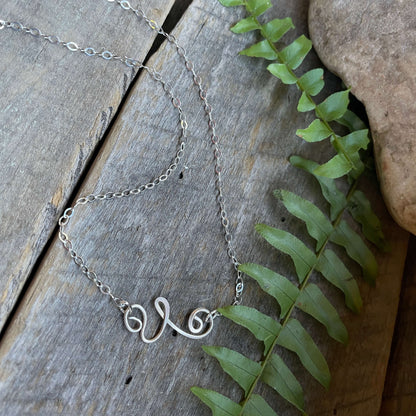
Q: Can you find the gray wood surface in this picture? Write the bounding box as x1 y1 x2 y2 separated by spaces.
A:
0 1 410 415
0 0 176 329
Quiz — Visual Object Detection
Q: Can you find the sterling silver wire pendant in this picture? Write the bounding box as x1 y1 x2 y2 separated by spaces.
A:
123 297 214 343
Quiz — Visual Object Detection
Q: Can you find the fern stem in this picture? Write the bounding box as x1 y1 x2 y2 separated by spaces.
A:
238 178 359 415
232 5 364 413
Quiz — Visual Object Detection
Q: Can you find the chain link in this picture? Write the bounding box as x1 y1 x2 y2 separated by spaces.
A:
113 0 244 306
1 0 244 314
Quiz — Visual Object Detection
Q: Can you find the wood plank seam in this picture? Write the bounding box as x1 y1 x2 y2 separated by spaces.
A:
0 0 187 337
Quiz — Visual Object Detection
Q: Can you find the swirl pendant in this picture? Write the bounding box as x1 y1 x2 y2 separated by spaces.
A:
123 297 214 343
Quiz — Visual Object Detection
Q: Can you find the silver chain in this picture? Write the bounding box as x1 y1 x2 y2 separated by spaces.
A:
0 0 244 320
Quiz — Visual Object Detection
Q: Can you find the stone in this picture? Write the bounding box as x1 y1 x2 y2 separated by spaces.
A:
308 0 416 235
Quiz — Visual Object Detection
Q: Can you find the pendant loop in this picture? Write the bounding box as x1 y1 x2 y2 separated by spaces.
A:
123 297 214 343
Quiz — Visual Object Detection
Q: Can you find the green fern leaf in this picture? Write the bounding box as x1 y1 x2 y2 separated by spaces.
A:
316 249 363 313
289 156 347 220
261 354 305 411
330 220 378 284
240 40 278 60
218 0 244 7
296 119 332 143
244 395 278 416
219 305 281 354
348 154 366 179
239 263 299 318
262 17 294 42
255 224 317 283
267 63 297 84
337 109 368 132
337 129 369 154
231 17 260 33
275 189 333 251
298 68 324 96
313 154 353 178
202 346 261 395
296 283 348 344
277 319 331 388
280 35 312 69
316 90 350 122
245 0 273 17
196 3 387 416
348 190 388 251
297 91 316 112
191 388 241 416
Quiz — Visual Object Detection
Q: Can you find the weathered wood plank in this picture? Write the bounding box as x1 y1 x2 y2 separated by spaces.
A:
379 236 416 416
305 212 409 416
0 1 409 415
0 0 176 328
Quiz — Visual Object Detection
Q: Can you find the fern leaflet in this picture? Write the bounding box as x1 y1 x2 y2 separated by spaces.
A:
192 0 387 414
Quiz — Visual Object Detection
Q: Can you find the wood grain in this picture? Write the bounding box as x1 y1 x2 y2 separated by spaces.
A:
0 0 409 415
379 235 416 416
0 0 176 329
305 212 409 416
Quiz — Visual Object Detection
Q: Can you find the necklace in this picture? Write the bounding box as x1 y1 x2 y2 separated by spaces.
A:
0 0 244 343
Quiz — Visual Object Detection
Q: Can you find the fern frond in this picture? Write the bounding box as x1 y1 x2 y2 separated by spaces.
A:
240 39 278 60
298 68 325 96
191 388 242 416
348 190 388 251
275 189 378 282
244 394 279 415
330 220 378 284
193 1 388 414
219 305 281 355
238 263 299 318
274 189 333 250
316 249 363 313
277 318 330 388
261 353 304 411
255 224 317 283
289 155 347 220
202 347 262 396
250 11 368 179
261 18 295 41
296 283 348 344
